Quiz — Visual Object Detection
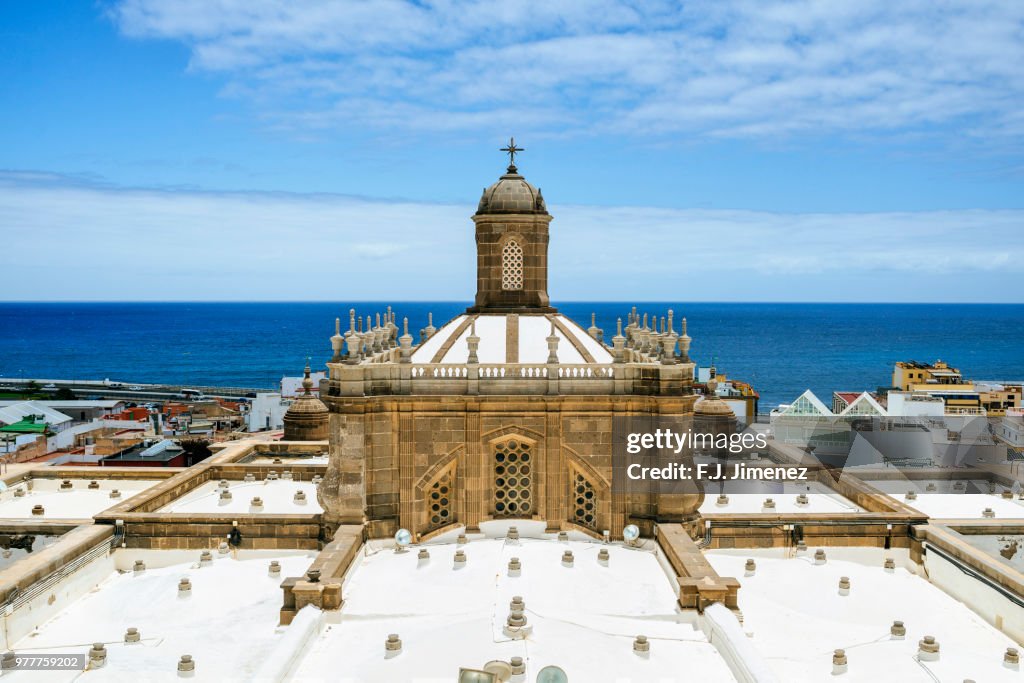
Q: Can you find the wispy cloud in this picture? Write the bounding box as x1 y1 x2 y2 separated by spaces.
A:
1 172 1021 302
107 0 1024 145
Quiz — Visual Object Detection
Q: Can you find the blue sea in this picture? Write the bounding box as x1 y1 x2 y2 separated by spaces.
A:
1 302 1021 411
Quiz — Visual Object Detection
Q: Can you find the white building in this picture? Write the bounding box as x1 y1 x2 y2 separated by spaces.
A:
280 372 326 398
246 393 292 432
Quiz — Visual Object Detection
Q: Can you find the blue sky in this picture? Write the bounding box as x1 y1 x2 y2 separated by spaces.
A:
1 1 1023 301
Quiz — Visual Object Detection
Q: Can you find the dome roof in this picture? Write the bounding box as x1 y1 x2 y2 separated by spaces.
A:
286 365 328 416
287 393 328 415
411 313 611 365
476 165 547 215
695 381 736 416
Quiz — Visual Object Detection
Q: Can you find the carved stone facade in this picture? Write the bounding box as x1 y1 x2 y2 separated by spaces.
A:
318 155 703 540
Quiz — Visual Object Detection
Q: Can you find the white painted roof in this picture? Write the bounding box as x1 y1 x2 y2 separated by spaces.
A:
0 400 73 426
410 313 613 365
159 479 323 514
706 547 1021 682
292 528 735 681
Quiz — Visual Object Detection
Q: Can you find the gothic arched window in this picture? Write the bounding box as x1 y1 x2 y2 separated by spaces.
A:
501 240 524 291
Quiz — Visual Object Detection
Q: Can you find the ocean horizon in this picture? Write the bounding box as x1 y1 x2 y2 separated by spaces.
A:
2 301 1022 410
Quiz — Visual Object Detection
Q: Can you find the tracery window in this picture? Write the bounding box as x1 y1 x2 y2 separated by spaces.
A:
426 470 454 530
494 438 532 517
571 471 597 528
501 240 524 290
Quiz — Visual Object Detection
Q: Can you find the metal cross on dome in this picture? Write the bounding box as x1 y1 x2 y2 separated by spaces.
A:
500 137 524 168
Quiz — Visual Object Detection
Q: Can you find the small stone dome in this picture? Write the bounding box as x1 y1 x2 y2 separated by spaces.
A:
283 362 328 441
476 166 547 215
695 382 736 416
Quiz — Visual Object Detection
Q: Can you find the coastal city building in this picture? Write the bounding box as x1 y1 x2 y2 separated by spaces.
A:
0 151 1020 683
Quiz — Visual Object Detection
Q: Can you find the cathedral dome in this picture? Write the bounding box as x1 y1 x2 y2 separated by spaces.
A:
476 166 547 215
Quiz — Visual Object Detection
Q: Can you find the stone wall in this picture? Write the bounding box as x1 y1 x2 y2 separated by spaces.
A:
320 394 697 539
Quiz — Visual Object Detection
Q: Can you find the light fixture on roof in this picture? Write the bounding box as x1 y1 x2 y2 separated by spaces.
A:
623 524 640 545
395 528 412 553
536 665 569 683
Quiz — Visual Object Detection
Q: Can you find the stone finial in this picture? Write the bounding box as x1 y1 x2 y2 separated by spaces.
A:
884 557 895 571
178 578 192 595
424 312 436 338
219 490 232 504
511 656 525 675
417 549 430 562
507 526 520 541
457 533 468 545
838 576 850 595
399 317 413 363
612 318 626 363
890 620 906 639
88 480 99 490
762 498 776 511
634 635 650 656
918 635 940 661
177 654 195 677
199 550 212 566
125 627 141 643
60 479 73 492
268 560 281 576
587 312 601 340
244 473 256 483
31 504 44 516
561 550 574 567
251 497 264 510
385 633 402 655
557 531 569 543
110 489 122 499
508 557 522 576
133 560 146 573
678 317 691 361
832 649 847 675
13 488 24 497
466 319 480 364
926 482 937 492
716 494 729 506
744 559 756 576
331 317 344 361
796 540 808 553
598 548 610 565
89 642 107 668
546 321 560 364
1005 647 1020 669
282 470 294 480
814 549 827 565
982 507 995 518
294 490 307 504
795 493 809 506
453 550 467 568
905 491 917 500
306 568 321 583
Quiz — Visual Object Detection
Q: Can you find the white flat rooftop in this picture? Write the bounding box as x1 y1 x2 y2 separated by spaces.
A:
705 548 1020 682
293 526 735 682
8 551 314 682
700 480 860 514
159 479 323 514
863 479 1024 519
247 454 329 465
0 479 160 519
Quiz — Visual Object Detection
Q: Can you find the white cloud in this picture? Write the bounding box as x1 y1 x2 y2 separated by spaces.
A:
1 172 1020 302
107 0 1024 144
